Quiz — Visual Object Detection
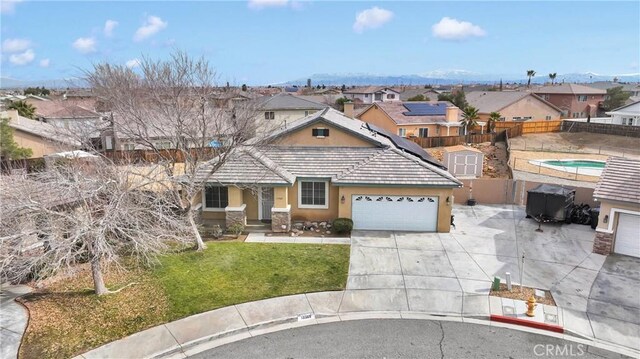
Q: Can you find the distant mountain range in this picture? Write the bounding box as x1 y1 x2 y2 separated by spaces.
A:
2 71 639 89
279 71 640 86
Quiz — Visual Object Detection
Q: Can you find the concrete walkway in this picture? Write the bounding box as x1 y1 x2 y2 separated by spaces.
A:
0 284 32 359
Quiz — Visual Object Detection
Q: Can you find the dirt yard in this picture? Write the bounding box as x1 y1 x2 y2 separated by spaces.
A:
509 132 640 159
427 142 511 179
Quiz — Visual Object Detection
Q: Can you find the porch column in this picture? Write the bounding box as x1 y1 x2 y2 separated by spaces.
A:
225 187 246 227
271 187 291 232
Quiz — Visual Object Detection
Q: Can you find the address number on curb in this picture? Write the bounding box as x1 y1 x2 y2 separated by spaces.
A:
298 313 315 321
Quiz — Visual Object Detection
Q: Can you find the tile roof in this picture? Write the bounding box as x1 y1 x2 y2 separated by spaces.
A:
343 86 398 94
363 101 457 125
466 91 561 113
1 111 81 146
255 93 328 111
532 84 606 95
593 157 640 205
202 108 461 187
34 101 101 119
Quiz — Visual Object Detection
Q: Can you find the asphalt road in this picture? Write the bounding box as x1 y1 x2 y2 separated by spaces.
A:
188 319 627 359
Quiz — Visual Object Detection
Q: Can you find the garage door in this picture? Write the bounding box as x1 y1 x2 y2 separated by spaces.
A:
614 213 640 258
351 195 439 231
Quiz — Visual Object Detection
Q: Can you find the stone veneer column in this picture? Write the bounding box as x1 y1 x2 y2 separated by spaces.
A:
592 231 614 255
271 205 291 233
225 204 246 228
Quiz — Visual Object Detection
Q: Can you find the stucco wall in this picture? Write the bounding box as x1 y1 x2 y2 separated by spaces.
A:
358 105 397 134
478 97 562 122
337 186 454 232
244 189 259 221
595 199 640 232
13 130 72 158
274 122 374 147
542 94 604 118
289 181 340 222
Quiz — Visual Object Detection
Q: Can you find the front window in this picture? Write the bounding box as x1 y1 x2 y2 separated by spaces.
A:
204 186 228 210
264 111 275 120
155 141 172 149
398 128 406 137
387 94 395 99
299 181 328 208
123 143 135 150
577 95 587 102
312 128 329 137
418 128 429 138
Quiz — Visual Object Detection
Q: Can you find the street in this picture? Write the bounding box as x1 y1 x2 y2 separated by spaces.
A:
188 319 625 359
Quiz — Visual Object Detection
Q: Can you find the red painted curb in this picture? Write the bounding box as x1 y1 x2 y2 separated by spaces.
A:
490 314 564 333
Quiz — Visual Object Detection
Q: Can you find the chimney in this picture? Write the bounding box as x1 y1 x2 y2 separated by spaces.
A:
343 101 355 119
446 106 459 123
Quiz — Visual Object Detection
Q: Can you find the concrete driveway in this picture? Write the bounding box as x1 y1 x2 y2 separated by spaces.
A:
346 204 639 350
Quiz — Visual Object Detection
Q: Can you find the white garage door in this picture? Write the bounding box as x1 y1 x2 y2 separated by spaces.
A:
614 213 640 258
351 195 439 231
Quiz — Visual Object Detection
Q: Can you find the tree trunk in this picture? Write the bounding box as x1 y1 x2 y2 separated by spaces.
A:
91 257 109 296
188 210 206 251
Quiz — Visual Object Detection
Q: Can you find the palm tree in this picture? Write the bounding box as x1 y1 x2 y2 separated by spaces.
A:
460 106 480 142
526 70 536 88
488 112 501 133
7 100 36 119
548 73 557 85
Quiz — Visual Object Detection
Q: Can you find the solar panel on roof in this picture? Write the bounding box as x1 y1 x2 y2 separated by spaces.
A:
402 103 447 116
365 123 447 170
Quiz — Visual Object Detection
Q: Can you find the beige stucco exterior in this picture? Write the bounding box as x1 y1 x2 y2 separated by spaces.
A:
259 109 323 133
13 129 73 158
274 122 374 147
288 181 340 222
338 186 454 232
595 199 640 233
477 96 562 122
358 104 461 137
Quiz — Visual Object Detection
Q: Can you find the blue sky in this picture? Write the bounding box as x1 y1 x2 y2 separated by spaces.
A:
1 1 639 85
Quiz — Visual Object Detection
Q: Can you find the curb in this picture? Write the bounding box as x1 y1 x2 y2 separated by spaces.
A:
490 314 564 333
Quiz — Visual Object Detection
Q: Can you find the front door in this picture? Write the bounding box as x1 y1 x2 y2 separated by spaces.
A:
259 187 274 221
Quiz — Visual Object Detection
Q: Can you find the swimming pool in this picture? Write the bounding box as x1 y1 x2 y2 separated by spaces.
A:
528 159 606 176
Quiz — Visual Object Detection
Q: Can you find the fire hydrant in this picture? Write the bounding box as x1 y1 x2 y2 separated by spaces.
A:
526 295 537 317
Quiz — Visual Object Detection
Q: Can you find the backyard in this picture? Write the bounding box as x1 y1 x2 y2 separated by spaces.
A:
17 242 350 359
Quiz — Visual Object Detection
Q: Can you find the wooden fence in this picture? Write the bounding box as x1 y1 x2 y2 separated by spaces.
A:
494 120 562 134
1 158 46 174
561 121 640 138
409 133 495 148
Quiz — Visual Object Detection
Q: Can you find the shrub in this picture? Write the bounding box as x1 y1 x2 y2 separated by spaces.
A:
332 218 353 234
227 223 244 236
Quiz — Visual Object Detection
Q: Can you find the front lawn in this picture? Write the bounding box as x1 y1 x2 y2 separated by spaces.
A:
19 242 350 359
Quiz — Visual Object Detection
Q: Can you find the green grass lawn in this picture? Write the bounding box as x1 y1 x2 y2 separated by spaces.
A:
155 242 350 319
19 242 350 359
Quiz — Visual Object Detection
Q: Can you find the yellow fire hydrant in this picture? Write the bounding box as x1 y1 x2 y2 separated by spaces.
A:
526 295 537 317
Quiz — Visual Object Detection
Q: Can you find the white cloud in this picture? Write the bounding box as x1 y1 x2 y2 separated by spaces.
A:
2 38 31 53
353 7 393 33
126 58 141 68
9 49 35 65
104 20 119 37
133 15 168 42
39 58 50 68
432 17 486 40
247 0 288 10
72 37 97 53
0 0 23 14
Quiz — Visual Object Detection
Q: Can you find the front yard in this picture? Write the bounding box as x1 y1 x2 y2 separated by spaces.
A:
18 242 350 359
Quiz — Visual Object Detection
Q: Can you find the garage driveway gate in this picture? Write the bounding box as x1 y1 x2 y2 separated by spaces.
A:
351 195 439 232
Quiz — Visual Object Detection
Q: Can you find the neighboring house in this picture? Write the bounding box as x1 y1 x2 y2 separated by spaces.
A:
356 101 462 137
466 91 562 122
255 93 328 131
194 108 462 233
1 110 79 158
343 86 401 104
605 101 640 126
588 81 640 97
31 100 104 136
399 88 442 101
532 84 605 118
443 145 484 178
592 157 640 258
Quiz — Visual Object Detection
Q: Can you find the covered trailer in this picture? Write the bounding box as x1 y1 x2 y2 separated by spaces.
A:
526 184 575 222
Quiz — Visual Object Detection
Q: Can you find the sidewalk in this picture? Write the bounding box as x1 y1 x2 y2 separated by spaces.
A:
0 284 32 359
74 290 639 359
245 233 350 245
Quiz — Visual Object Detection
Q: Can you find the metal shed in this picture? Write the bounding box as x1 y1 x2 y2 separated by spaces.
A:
443 145 484 178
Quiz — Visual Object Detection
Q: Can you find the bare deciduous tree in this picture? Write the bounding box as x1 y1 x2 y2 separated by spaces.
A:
0 157 192 295
84 51 270 251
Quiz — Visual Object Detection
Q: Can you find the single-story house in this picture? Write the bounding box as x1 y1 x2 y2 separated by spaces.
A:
605 101 640 126
194 108 462 233
592 157 640 258
465 91 563 122
356 101 462 137
1 110 79 158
